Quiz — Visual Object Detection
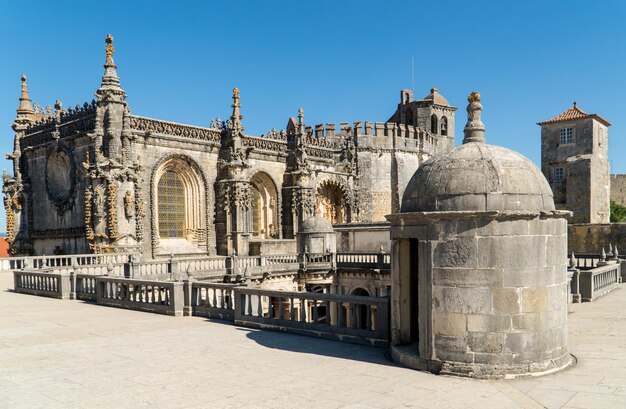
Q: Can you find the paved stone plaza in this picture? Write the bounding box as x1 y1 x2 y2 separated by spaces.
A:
1 272 625 409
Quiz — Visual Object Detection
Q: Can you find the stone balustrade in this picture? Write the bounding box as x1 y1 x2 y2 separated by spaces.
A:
579 262 622 302
75 274 100 301
11 269 391 347
187 281 237 320
13 270 72 299
96 277 184 316
234 287 389 347
336 252 390 270
178 256 227 275
0 253 135 272
2 252 392 279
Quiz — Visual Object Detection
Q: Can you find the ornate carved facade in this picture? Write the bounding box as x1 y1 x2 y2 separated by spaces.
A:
4 36 456 258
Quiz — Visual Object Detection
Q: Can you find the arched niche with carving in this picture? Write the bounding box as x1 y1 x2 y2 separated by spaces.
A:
250 171 280 239
316 179 349 224
45 145 77 214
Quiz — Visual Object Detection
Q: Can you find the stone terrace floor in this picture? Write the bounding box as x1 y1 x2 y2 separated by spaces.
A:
1 273 626 409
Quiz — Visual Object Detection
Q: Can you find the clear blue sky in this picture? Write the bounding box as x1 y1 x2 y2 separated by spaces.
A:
1 1 626 230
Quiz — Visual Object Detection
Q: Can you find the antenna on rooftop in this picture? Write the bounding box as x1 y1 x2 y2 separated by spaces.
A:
411 56 415 92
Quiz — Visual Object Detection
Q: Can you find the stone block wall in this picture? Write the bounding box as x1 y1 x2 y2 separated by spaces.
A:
429 215 569 376
611 174 626 206
567 223 626 253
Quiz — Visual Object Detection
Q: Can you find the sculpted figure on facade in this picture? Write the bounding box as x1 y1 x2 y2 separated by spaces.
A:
124 189 135 219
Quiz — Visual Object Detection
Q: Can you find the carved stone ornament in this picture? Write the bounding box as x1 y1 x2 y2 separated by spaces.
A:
94 185 105 217
45 147 76 212
124 189 135 219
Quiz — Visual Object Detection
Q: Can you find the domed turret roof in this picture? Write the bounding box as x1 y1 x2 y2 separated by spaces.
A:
423 87 450 106
401 92 555 213
300 215 334 233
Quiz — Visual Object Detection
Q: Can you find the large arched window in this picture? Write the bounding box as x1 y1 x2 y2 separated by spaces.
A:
250 172 279 239
158 171 186 238
441 116 448 136
431 114 438 134
152 155 207 251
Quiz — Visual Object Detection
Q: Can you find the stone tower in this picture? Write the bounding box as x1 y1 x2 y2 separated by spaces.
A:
538 103 611 224
388 92 571 378
388 88 457 152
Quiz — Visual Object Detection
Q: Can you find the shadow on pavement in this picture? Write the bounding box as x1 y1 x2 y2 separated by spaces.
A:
243 326 395 366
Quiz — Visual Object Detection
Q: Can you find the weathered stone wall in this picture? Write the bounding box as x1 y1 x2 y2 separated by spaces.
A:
337 272 390 297
28 136 91 255
425 215 569 376
610 174 626 206
334 223 390 252
567 223 626 253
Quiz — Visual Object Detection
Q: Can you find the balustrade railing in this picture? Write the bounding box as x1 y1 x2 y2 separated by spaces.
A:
305 253 333 264
264 254 298 265
188 282 237 320
0 252 135 272
336 252 390 270
132 260 171 277
234 287 389 347
178 256 227 274
579 262 621 302
13 270 72 299
96 277 184 316
75 274 100 301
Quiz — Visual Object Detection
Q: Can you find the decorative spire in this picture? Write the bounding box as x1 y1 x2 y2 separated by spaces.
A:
463 91 485 144
573 101 577 108
230 87 243 133
431 87 438 94
297 107 305 134
16 74 34 119
96 34 125 100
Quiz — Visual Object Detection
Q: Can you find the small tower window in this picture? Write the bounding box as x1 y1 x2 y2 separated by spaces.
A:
555 167 564 182
441 116 448 136
431 114 438 134
405 109 414 126
599 128 604 146
559 128 573 144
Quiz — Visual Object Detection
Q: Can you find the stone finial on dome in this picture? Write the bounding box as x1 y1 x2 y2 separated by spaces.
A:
463 91 485 144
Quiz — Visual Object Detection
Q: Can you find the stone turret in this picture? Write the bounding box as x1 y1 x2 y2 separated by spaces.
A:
388 92 571 378
388 87 457 152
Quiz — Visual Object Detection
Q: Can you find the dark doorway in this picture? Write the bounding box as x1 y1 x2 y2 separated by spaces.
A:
409 239 419 345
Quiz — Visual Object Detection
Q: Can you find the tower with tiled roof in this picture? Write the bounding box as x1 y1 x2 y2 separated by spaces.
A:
538 102 611 223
